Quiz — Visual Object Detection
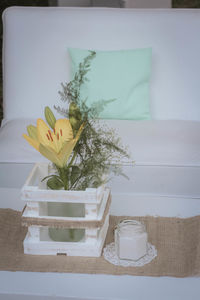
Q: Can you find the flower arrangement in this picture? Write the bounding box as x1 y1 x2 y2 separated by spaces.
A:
23 51 130 190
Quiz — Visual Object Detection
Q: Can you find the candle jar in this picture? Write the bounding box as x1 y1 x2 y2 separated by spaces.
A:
115 220 148 261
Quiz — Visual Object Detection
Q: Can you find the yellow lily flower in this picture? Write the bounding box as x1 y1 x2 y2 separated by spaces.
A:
23 118 84 168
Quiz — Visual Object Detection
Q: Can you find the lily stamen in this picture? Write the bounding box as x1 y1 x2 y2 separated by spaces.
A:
48 130 53 142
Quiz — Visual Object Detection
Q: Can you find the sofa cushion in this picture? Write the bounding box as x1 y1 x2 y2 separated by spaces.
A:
105 120 200 198
0 118 199 198
104 119 200 167
0 118 199 166
69 47 152 120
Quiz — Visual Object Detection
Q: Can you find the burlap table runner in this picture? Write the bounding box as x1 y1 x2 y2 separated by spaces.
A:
0 208 200 277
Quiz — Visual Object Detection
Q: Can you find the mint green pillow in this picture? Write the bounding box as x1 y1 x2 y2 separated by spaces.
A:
68 48 152 120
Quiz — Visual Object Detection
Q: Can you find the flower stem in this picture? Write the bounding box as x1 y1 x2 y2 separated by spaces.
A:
56 166 69 190
68 150 77 169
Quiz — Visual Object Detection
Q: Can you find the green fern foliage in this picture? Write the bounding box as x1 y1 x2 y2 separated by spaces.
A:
49 51 131 190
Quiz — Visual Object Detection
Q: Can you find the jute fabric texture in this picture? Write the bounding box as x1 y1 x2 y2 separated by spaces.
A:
0 209 200 277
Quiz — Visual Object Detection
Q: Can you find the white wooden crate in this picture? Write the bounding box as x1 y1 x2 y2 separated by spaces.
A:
21 163 111 257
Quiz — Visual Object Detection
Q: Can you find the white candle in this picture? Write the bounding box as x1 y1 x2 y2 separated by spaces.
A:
115 220 148 261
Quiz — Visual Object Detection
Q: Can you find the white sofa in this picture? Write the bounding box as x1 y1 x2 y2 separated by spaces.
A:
0 7 200 300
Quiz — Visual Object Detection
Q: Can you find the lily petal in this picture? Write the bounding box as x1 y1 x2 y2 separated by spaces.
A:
58 123 84 166
58 139 77 167
74 123 84 142
39 144 63 168
23 134 39 151
54 119 73 142
37 119 53 147
27 125 37 140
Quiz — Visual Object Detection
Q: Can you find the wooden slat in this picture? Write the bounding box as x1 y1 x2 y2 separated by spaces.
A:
21 193 111 229
21 163 105 204
21 187 104 204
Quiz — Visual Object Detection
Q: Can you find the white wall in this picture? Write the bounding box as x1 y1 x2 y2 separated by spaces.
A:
124 0 171 8
57 0 91 6
56 0 171 8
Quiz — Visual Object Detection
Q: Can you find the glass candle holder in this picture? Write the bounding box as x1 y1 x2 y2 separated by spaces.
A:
115 220 148 261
